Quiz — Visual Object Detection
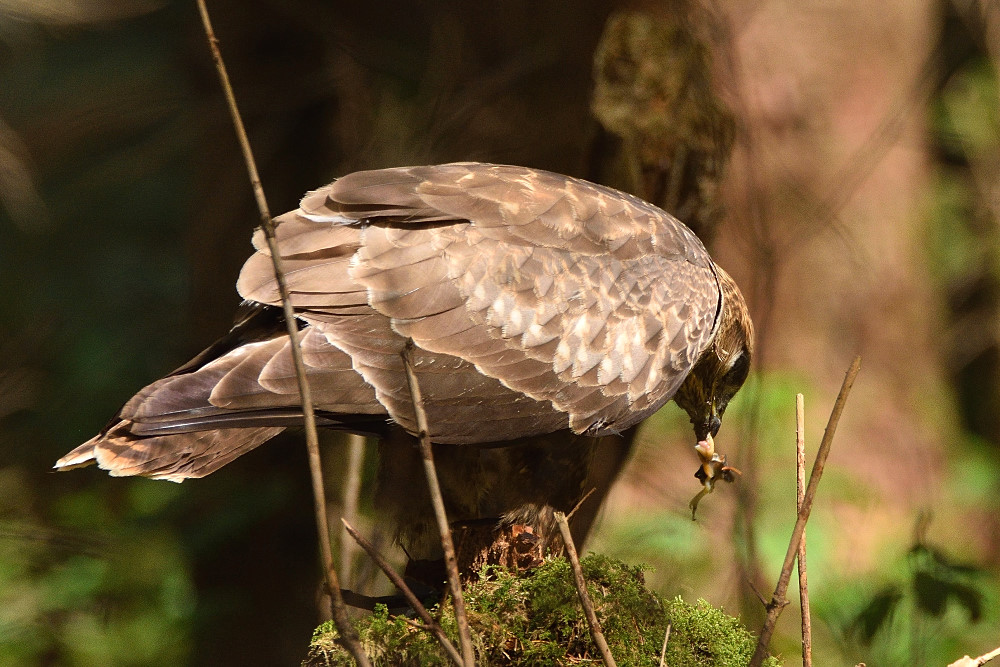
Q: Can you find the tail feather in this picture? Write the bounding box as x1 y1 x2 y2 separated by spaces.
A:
55 436 105 470
57 304 386 481
56 421 284 481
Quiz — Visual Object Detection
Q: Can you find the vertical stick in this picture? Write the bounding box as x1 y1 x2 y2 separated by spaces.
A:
554 510 618 667
339 434 366 583
749 356 860 667
194 3 368 665
658 624 671 667
795 394 812 667
402 342 475 667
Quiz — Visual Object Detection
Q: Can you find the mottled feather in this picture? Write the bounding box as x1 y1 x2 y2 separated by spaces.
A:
57 162 744 488
238 163 721 442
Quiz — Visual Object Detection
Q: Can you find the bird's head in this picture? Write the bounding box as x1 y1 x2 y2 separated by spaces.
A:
673 267 753 490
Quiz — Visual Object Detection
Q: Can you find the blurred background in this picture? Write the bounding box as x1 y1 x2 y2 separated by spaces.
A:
1 0 998 664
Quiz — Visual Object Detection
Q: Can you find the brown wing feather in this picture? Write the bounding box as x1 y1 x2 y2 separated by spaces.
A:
238 162 720 442
59 162 723 479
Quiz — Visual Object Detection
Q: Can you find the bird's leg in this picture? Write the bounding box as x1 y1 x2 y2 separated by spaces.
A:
688 433 742 520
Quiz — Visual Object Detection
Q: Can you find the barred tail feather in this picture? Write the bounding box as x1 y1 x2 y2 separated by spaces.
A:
56 422 285 481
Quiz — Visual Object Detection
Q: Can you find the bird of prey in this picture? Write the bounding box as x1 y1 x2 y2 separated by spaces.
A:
56 162 753 560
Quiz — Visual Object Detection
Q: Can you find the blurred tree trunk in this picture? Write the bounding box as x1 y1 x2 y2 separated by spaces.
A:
175 1 620 663
580 1 737 577
712 0 947 613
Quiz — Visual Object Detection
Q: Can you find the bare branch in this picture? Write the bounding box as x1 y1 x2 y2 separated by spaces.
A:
341 518 464 667
194 2 366 664
796 393 812 667
749 356 861 666
401 341 475 667
566 487 597 523
554 510 617 667
948 645 1000 667
339 434 366 583
659 623 671 667
746 578 769 607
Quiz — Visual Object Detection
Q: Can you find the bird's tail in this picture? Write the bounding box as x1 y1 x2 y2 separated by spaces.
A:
55 422 285 481
54 304 385 481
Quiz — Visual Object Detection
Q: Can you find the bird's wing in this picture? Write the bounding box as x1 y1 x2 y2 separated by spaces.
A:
238 163 721 442
54 306 390 480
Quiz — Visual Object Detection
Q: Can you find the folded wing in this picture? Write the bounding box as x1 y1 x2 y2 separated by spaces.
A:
58 162 722 480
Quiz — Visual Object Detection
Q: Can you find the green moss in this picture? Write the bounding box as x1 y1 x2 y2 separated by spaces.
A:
305 555 780 666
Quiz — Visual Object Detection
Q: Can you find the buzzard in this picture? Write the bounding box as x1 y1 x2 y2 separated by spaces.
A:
56 162 753 559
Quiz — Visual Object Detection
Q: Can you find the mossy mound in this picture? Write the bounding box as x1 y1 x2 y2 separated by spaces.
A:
306 554 780 666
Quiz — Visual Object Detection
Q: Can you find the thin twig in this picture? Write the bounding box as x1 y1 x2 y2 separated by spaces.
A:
746 579 767 607
658 623 671 667
566 487 597 523
948 645 1000 667
746 577 768 607
340 434 366 583
194 2 367 664
749 356 861 667
795 393 813 667
401 341 475 667
554 510 617 667
341 518 464 667
402 618 432 631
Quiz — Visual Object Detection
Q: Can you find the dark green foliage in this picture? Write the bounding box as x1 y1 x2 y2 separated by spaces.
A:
305 555 780 666
849 587 904 644
848 527 985 646
908 543 984 623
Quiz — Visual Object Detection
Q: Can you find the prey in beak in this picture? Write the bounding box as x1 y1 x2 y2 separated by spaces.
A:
688 432 742 520
671 265 754 520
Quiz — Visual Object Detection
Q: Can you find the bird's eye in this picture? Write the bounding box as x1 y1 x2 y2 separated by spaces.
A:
714 350 751 417
724 351 751 389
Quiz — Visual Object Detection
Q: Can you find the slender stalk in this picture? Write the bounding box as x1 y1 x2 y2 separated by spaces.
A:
795 393 812 667
658 624 671 667
341 519 464 667
566 487 597 522
749 356 861 667
194 2 367 664
401 342 475 667
554 510 617 667
339 434 366 583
